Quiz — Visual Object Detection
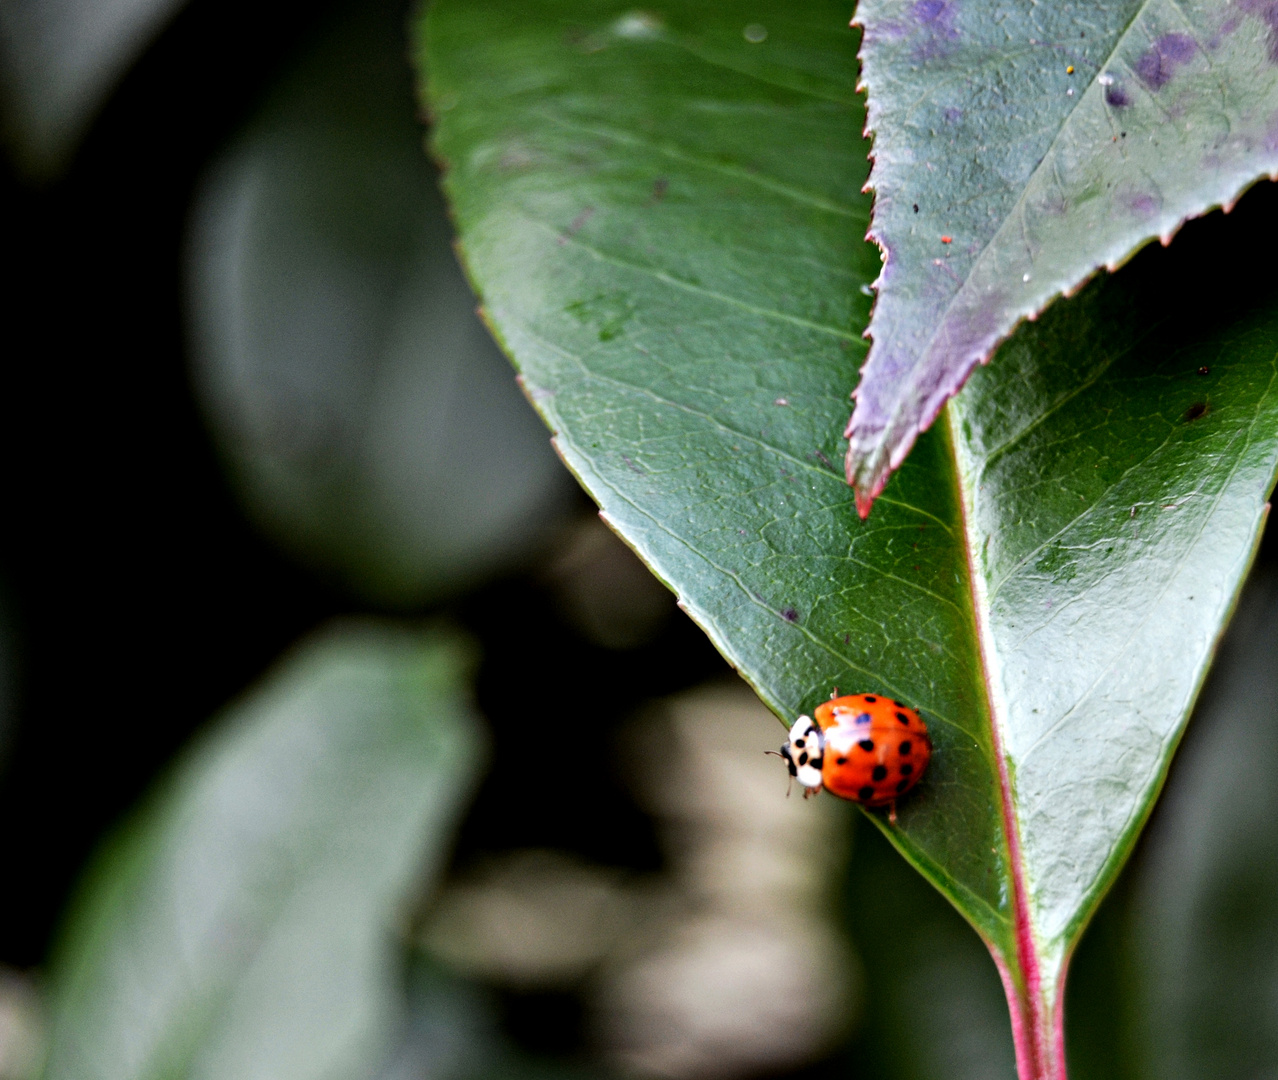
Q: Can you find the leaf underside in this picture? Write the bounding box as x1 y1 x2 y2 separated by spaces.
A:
847 0 1278 509
419 0 1278 1061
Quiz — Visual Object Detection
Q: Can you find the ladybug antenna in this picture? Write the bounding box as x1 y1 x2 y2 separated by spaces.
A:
763 750 793 797
830 687 840 699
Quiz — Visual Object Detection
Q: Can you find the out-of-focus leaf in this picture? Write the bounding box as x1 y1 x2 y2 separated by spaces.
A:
846 0 1278 508
1127 571 1278 1080
419 3 1278 1074
187 0 574 608
0 0 187 175
41 621 484 1080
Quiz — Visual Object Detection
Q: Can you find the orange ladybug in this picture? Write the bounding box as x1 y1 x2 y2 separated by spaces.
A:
778 693 931 816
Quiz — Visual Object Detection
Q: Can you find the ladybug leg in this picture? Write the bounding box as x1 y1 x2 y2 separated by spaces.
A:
803 785 821 799
888 801 898 825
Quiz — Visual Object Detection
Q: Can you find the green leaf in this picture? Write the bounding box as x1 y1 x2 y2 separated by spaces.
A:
845 0 1278 508
41 622 484 1080
186 0 574 607
417 1 1278 1075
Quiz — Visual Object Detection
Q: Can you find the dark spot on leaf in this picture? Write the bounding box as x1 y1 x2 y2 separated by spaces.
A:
1105 85 1132 108
896 779 911 793
1136 32 1197 90
858 739 875 751
899 740 913 755
872 765 888 781
652 177 669 201
1199 366 1210 375
1184 402 1210 422
901 763 914 776
913 203 919 212
859 785 876 801
781 607 799 623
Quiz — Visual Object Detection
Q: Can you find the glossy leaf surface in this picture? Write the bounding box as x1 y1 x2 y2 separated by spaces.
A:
846 0 1278 507
419 1 1278 1074
41 622 484 1080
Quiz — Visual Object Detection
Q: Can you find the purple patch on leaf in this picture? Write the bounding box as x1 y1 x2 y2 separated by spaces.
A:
1105 84 1132 108
912 0 947 21
1135 32 1197 89
1238 0 1278 62
909 0 960 61
944 106 963 123
1129 193 1161 217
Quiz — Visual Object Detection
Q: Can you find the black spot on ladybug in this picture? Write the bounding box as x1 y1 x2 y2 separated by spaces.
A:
872 765 888 781
864 695 878 703
896 779 911 793
1183 402 1209 422
837 756 848 765
899 740 913 755
858 785 875 800
892 699 904 707
794 738 805 748
895 711 911 725
858 739 875 751
856 712 872 725
900 763 914 776
798 752 808 766
781 607 799 623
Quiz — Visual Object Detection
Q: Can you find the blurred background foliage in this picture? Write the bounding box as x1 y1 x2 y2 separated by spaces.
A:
1 0 1277 1078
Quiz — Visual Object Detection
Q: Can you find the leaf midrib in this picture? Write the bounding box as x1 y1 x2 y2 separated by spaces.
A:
943 404 1036 984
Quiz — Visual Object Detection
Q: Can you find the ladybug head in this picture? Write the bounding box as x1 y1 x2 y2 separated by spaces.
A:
778 715 824 793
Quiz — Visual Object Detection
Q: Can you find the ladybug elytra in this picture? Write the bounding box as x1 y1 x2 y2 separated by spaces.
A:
778 693 931 814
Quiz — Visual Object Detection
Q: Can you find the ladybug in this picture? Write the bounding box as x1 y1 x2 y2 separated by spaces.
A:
778 693 931 817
